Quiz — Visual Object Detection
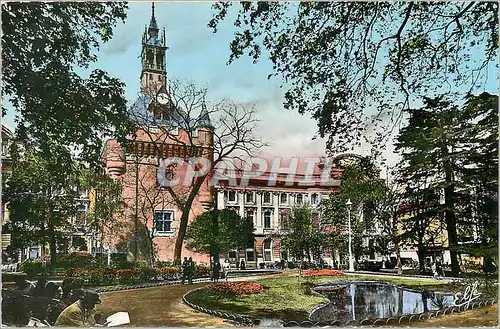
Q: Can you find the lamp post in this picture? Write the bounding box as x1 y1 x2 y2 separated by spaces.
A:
346 199 355 272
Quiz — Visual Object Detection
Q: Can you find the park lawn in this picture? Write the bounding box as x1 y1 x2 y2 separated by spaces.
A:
184 274 454 322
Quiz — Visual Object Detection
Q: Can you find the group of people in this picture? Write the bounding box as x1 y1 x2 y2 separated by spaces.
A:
3 277 105 327
181 257 195 284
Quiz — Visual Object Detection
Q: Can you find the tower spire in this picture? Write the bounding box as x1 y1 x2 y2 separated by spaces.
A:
148 2 159 36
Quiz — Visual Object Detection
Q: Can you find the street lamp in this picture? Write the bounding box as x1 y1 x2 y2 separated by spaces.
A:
346 199 355 272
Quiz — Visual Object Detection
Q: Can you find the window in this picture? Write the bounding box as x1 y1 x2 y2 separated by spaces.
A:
311 193 318 204
158 75 161 81
264 211 271 229
246 191 254 203
280 193 288 204
154 210 173 233
228 251 237 259
247 210 254 224
263 239 272 262
228 190 237 202
246 249 255 261
263 192 271 204
297 194 303 204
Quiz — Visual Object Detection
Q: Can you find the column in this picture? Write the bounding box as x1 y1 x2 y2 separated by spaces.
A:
273 192 279 230
238 191 245 218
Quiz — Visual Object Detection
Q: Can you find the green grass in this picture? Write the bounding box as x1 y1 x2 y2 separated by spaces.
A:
184 274 455 322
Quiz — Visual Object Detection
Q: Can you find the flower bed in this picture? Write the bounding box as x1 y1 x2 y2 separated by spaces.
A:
64 263 211 287
207 282 264 295
302 270 344 277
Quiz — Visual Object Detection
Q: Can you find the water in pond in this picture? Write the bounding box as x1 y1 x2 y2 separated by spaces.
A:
310 281 454 322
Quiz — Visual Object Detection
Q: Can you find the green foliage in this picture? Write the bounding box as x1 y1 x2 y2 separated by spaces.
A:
395 93 498 274
56 252 94 269
2 2 135 167
19 259 47 278
280 206 324 262
79 168 127 236
3 150 82 267
321 157 387 260
209 2 498 150
185 209 255 255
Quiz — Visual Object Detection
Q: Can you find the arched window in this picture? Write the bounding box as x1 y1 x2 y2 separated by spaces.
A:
263 239 272 262
280 193 288 204
311 193 318 204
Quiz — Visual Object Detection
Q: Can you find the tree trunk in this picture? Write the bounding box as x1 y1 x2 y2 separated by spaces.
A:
47 211 57 272
443 169 460 276
417 247 426 274
173 177 206 264
396 246 403 275
173 210 190 264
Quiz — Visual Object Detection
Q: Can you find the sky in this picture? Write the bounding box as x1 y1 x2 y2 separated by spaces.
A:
3 2 498 176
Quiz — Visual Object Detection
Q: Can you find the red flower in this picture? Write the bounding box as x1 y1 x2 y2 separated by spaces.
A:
302 270 344 277
207 282 263 295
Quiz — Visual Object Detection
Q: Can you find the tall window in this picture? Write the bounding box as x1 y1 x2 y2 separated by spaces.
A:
246 191 254 203
264 211 271 229
246 249 255 261
311 193 318 204
154 210 173 233
263 192 272 204
263 239 272 262
247 210 255 224
297 194 303 204
280 193 288 204
228 190 237 202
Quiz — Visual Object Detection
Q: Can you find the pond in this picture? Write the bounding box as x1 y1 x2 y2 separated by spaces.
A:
309 281 454 322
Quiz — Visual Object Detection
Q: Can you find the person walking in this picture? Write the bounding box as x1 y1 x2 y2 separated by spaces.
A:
188 257 195 284
212 262 221 282
181 257 188 284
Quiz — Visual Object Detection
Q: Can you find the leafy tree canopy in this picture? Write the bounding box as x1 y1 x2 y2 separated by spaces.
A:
209 2 498 150
2 2 134 167
281 206 324 262
185 209 255 255
2 149 82 263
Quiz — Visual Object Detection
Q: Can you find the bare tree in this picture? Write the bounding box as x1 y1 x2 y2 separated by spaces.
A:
124 79 267 263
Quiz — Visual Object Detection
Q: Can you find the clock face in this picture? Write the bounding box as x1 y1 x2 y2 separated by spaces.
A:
157 93 169 105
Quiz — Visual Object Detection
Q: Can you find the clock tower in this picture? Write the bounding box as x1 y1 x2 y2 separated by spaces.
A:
141 3 168 93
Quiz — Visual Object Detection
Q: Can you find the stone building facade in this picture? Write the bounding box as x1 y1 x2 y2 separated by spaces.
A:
215 161 342 268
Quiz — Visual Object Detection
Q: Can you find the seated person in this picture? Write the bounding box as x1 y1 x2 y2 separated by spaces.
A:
55 291 101 327
47 286 67 325
14 277 35 296
2 298 32 326
31 278 48 297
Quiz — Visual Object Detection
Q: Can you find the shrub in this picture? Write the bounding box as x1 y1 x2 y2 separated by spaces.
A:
56 252 93 269
110 253 133 269
65 268 89 278
115 269 140 285
19 259 47 278
207 282 263 295
156 266 179 280
194 264 210 278
156 260 177 268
